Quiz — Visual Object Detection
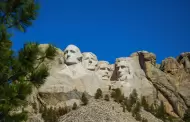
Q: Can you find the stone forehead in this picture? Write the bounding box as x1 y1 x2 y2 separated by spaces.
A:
64 44 81 52
115 57 133 63
98 61 109 66
82 52 98 60
116 57 127 62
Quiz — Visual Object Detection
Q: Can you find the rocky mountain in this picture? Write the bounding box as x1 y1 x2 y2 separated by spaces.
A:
58 98 162 122
25 44 190 122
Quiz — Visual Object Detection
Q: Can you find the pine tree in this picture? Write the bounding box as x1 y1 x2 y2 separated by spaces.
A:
142 118 148 122
155 101 166 121
109 85 111 90
119 94 125 103
141 96 149 112
124 97 132 112
122 103 126 112
111 90 116 98
0 0 39 32
0 1 56 121
135 112 142 121
81 92 88 105
72 102 78 110
41 106 47 120
150 103 156 115
104 94 110 101
112 88 122 103
32 102 37 114
183 108 190 122
132 101 141 118
95 88 103 99
130 89 138 105
52 108 58 122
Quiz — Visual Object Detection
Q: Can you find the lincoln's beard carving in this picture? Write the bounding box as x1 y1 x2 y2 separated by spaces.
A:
116 58 133 81
64 44 82 65
96 61 110 80
82 52 98 71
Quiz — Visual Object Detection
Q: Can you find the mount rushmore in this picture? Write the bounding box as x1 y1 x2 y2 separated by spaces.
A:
27 44 190 121
39 44 154 98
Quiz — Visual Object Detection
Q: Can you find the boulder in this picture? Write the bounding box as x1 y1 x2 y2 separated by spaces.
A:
160 57 181 75
177 52 190 73
137 52 187 117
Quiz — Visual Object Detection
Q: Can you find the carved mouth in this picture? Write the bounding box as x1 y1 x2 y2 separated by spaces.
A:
102 75 109 78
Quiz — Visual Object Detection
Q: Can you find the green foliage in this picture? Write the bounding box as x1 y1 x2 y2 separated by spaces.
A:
132 101 141 118
81 92 88 105
123 89 139 113
5 111 28 122
95 88 103 99
72 102 77 110
109 85 111 90
147 100 177 122
183 108 190 122
155 101 166 121
141 96 150 112
104 94 110 101
119 94 125 103
111 88 124 103
115 88 122 99
0 3 56 120
142 118 148 122
31 102 37 114
0 0 40 32
124 97 132 112
122 103 126 112
135 112 142 121
129 89 138 105
111 90 116 98
150 103 156 115
40 106 69 122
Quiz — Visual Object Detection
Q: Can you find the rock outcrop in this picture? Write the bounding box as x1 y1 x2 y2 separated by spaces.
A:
137 51 189 118
58 99 163 122
160 57 181 75
25 44 190 121
177 52 190 73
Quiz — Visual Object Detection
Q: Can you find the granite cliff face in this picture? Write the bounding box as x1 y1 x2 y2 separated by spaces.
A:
26 44 190 121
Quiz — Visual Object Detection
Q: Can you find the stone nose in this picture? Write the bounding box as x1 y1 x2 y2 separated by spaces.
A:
118 67 122 72
89 60 92 64
105 69 109 74
67 54 70 59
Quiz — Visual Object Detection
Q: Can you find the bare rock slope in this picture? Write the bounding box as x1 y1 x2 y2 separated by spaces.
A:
58 99 162 122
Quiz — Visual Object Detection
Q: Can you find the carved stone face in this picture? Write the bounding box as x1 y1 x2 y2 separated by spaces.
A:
109 64 115 72
109 64 115 77
64 45 82 65
82 52 98 71
116 58 133 81
97 61 110 80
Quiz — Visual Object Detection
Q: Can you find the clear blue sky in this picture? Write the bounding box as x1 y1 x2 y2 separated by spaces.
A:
11 0 190 64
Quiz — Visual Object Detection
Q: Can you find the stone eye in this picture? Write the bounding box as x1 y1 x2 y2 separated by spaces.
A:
71 50 75 53
64 50 68 54
100 68 105 70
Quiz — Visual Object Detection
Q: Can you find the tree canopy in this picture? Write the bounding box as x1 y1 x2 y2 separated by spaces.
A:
0 1 56 121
